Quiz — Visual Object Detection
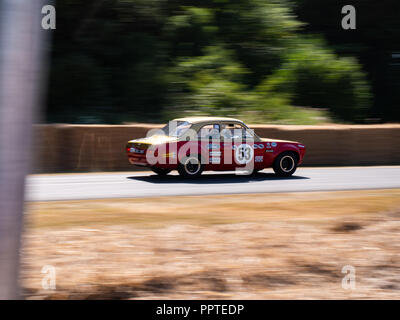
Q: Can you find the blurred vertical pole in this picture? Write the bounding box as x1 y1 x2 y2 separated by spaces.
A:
0 0 48 299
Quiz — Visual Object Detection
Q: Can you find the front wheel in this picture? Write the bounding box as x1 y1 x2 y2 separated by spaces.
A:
178 155 203 178
273 152 298 177
151 167 172 176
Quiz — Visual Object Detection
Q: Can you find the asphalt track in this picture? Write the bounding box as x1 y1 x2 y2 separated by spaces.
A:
26 166 400 201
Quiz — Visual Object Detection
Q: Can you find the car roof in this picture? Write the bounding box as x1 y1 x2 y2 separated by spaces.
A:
173 116 244 124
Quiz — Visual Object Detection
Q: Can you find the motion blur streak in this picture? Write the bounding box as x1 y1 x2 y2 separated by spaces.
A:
0 0 49 299
27 167 400 201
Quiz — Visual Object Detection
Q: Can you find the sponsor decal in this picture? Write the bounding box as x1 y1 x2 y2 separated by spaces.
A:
210 151 222 156
253 144 265 149
255 156 264 162
207 143 220 150
210 157 221 164
235 144 254 165
266 142 271 148
271 142 277 147
265 149 274 153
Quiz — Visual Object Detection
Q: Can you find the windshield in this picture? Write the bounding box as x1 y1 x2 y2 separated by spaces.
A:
161 121 192 137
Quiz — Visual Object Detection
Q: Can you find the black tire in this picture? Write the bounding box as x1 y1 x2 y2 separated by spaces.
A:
151 167 172 176
273 152 298 177
178 155 204 178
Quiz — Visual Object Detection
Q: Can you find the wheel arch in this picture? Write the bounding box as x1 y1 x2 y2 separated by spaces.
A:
273 149 300 164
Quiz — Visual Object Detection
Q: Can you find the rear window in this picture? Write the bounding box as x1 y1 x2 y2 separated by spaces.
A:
161 121 192 137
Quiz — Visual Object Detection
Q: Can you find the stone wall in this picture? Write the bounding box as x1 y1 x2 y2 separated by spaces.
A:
33 124 400 172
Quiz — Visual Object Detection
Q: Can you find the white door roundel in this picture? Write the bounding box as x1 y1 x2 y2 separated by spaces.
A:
235 144 254 164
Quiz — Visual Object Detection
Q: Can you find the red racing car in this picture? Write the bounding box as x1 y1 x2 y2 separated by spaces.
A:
126 117 306 178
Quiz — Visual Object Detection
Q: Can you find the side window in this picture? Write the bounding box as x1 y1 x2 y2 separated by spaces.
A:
221 123 253 140
243 128 254 139
198 124 220 140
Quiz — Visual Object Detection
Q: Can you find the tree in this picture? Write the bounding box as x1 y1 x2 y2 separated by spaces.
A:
45 0 373 124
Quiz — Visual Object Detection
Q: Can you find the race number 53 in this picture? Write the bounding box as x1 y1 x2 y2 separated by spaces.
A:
235 144 253 164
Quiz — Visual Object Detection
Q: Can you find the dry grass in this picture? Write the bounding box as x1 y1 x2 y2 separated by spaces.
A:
26 189 400 228
22 189 400 299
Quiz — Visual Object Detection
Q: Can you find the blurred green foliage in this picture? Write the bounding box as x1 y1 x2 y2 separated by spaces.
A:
259 39 372 122
294 0 400 122
46 0 380 124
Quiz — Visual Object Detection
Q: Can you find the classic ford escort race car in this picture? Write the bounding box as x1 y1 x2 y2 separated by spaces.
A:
126 117 306 178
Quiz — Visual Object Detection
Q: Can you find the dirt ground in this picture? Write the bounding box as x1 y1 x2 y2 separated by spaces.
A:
22 189 400 299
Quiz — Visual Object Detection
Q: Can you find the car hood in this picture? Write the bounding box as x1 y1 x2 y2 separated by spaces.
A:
128 135 178 145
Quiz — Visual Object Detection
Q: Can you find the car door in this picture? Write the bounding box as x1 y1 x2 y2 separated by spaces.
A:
220 122 264 170
219 122 249 169
197 123 222 169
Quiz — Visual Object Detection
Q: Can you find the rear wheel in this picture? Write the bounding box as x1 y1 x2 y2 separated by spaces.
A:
178 155 203 178
151 167 172 176
273 152 298 177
